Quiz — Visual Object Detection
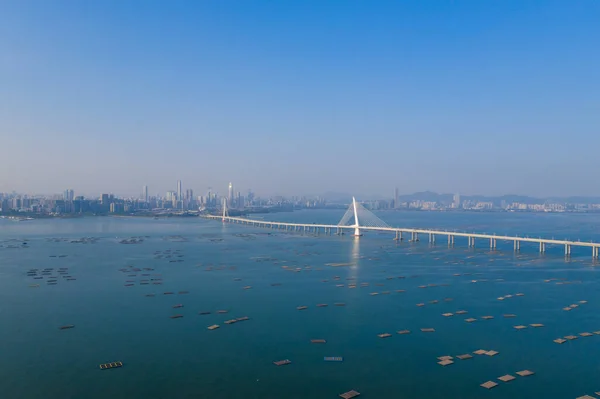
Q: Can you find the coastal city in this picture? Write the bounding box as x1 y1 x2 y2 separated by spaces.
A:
1 181 600 218
3 2 600 398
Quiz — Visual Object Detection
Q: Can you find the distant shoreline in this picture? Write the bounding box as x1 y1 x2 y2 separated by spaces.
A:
2 207 600 221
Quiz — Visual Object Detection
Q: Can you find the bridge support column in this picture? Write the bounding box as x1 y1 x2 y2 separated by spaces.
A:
593 246 599 259
565 244 571 256
429 233 435 244
539 242 545 253
490 238 496 249
395 231 399 241
448 235 454 246
468 236 475 247
514 240 520 251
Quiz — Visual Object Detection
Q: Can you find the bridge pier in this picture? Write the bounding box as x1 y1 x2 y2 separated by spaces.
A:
207 217 600 264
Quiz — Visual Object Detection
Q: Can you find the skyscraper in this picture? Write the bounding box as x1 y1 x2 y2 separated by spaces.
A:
394 187 399 209
142 185 148 202
228 182 234 207
185 189 193 201
177 180 182 201
453 193 461 209
64 189 74 202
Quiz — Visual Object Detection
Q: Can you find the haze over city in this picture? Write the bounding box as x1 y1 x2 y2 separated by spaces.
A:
1 1 599 197
6 3 600 399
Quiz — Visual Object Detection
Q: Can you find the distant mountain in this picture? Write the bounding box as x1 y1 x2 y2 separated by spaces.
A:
318 192 353 203
549 196 600 204
319 192 386 203
397 191 452 203
463 194 542 205
317 191 600 205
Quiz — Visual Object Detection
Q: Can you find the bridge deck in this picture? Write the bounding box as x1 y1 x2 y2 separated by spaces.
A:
204 215 599 249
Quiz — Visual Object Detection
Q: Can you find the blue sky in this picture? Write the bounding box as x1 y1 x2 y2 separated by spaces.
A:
1 1 599 198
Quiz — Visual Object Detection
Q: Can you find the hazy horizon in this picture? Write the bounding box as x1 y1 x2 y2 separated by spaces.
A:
2 1 599 197
7 186 600 202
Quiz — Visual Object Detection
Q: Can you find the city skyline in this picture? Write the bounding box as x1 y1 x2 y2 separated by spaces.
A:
7 180 600 205
10 181 600 203
2 2 599 197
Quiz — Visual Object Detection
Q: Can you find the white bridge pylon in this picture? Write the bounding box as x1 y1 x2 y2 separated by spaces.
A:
222 198 228 221
337 197 390 236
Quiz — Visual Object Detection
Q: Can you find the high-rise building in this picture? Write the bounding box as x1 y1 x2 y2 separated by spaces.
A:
166 191 176 202
64 189 74 202
228 182 234 207
206 188 212 206
453 193 461 209
142 185 148 202
101 194 109 204
394 187 399 209
177 180 182 201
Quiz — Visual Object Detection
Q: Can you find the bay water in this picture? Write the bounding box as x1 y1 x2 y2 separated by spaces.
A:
1 210 600 398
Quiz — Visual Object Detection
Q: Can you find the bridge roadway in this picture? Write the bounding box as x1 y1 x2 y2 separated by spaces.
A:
203 215 600 258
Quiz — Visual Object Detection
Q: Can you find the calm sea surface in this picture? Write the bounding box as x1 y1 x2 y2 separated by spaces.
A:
1 210 600 399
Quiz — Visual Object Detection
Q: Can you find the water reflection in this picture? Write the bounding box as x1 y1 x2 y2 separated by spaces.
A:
349 236 360 280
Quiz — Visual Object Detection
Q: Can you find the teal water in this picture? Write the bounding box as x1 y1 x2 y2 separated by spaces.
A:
1 211 600 398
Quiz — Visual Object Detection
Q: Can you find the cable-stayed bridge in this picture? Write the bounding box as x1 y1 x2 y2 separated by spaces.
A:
204 197 600 258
